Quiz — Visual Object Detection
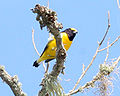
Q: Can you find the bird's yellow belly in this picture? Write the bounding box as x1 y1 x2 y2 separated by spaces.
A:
37 33 72 63
42 41 56 60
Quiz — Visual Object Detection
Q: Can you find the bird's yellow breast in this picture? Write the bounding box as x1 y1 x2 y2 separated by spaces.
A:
37 32 72 63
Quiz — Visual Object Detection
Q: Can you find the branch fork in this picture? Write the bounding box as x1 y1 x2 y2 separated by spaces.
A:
31 4 67 95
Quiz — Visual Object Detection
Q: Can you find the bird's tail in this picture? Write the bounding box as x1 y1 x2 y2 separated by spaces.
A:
33 58 43 67
33 60 39 67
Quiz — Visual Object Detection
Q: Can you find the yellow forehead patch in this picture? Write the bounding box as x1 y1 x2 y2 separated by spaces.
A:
70 28 77 32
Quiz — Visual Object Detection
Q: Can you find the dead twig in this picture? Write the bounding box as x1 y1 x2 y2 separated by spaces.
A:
45 62 50 73
104 38 110 64
98 36 120 52
99 11 110 46
66 56 120 96
42 62 46 72
32 28 40 56
70 11 111 93
117 0 120 8
82 64 85 73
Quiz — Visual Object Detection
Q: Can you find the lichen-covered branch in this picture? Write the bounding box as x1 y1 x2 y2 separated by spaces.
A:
66 56 120 96
0 65 26 96
31 4 64 77
31 4 66 95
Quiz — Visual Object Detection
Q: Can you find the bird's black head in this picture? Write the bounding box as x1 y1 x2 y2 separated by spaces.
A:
63 28 78 41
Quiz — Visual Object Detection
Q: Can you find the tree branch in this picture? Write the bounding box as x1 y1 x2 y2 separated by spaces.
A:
70 11 111 93
104 38 110 64
98 36 120 52
0 65 26 96
66 56 120 96
31 4 66 95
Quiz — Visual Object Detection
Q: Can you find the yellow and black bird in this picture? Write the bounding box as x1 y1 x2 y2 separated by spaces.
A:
33 28 78 67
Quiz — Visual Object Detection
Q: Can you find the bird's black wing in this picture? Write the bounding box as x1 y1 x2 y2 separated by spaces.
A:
40 44 48 57
45 58 54 63
40 39 53 57
40 38 55 63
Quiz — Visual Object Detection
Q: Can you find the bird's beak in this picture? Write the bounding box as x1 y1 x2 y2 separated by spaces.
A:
73 31 78 34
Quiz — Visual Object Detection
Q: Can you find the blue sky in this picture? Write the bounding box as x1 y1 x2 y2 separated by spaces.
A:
0 0 120 96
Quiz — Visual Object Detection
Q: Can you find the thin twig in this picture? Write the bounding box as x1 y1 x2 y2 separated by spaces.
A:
42 62 46 72
117 0 120 8
112 56 120 68
82 64 85 73
45 62 50 73
104 38 110 64
70 46 100 93
70 11 111 93
66 56 120 96
98 36 120 52
99 11 110 46
32 28 40 56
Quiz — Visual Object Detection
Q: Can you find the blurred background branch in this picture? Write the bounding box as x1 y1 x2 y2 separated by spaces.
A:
117 0 120 8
